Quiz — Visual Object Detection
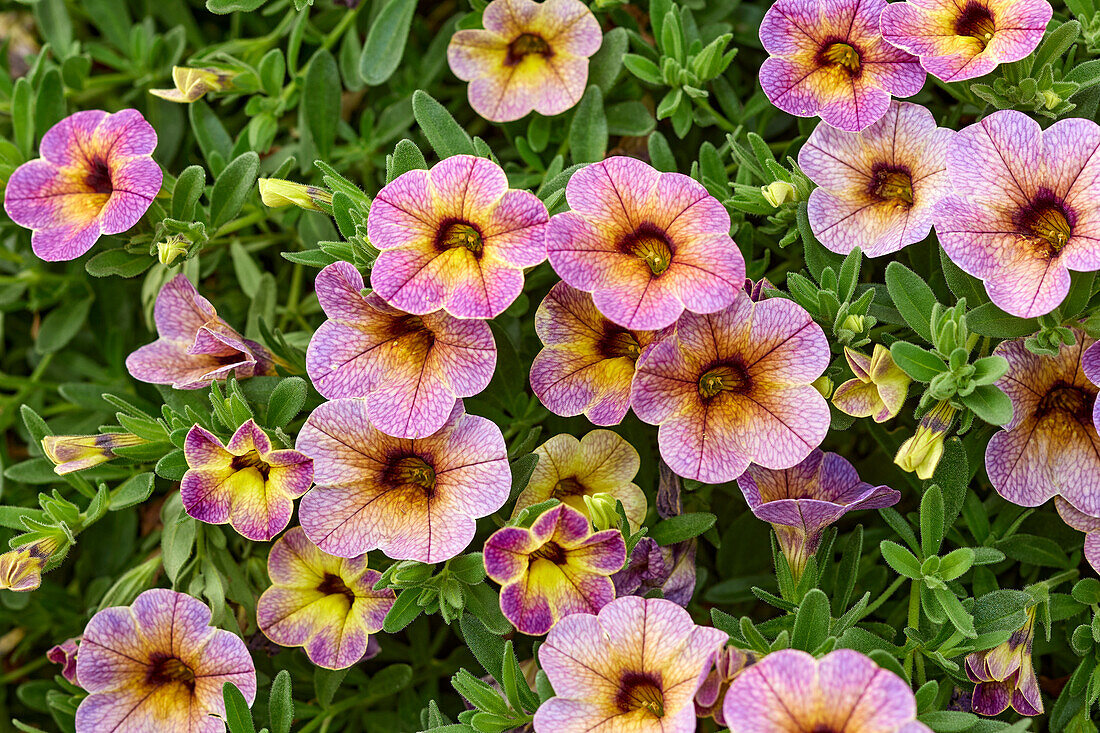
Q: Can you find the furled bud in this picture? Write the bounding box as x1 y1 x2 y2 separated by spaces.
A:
895 400 956 479
157 234 190 266
258 178 333 212
762 180 797 208
150 66 233 104
42 433 148 475
582 492 621 532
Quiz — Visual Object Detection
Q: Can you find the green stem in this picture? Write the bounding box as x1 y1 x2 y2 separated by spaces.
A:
861 575 906 619
0 656 50 685
693 97 738 134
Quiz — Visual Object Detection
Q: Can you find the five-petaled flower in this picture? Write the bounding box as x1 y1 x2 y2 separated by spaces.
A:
42 432 148 474
0 537 63 592
832 344 913 422
965 606 1043 717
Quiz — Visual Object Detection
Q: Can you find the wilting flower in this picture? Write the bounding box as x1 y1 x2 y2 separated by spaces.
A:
694 647 756 725
42 433 148 474
546 156 746 331
1055 498 1100 575
181 420 313 542
306 262 495 439
935 111 1100 318
759 0 925 132
512 430 647 531
484 503 626 636
48 637 80 685
296 400 510 563
722 649 931 732
737 450 900 578
833 344 913 421
367 155 548 319
447 0 602 122
126 275 275 390
612 536 698 607
258 178 332 212
800 101 953 256
632 290 830 483
881 0 1052 82
966 607 1042 716
896 400 957 479
74 589 256 733
257 527 395 670
0 537 62 592
150 66 233 103
534 595 727 732
3 109 162 261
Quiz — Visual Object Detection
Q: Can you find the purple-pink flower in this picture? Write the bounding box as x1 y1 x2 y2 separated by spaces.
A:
965 607 1043 717
1055 498 1100 576
48 637 81 686
694 646 756 726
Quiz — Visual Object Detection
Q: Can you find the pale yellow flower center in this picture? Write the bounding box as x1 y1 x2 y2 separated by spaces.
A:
955 2 996 48
698 363 751 400
439 222 484 256
821 42 861 75
872 168 914 207
553 477 588 497
389 455 437 495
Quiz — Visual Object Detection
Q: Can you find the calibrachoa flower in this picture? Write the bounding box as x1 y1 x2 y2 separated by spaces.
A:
296 400 510 563
41 432 148 474
306 262 495 439
758 0 925 132
1055 498 1100 575
799 101 953 256
965 607 1042 716
367 155 548 319
150 66 233 103
546 156 746 331
881 0 1052 82
896 399 957 479
48 637 80 685
0 537 62 592
181 420 313 542
257 527 395 670
612 536 698 607
447 0 602 122
74 589 256 733
512 430 647 531
833 344 913 421
632 290 830 483
3 109 162 261
484 503 626 636
935 111 1100 318
126 275 275 390
534 595 727 732
694 647 756 726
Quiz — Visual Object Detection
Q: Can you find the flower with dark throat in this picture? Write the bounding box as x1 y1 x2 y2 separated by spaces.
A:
965 606 1043 716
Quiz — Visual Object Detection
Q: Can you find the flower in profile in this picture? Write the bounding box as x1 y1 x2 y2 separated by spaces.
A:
48 637 80 685
1055 498 1100 575
74 588 255 732
965 607 1042 716
367 155 548 319
799 101 953 256
935 111 1100 317
759 0 925 132
694 647 756 726
258 178 332 212
512 430 647 531
833 344 913 421
534 595 727 732
722 649 931 732
296 400 510 563
546 156 746 331
484 503 626 636
306 262 495 439
3 109 162 261
42 433 148 475
881 0 1052 82
632 290 830 483
126 275 275 390
612 536 698 607
150 66 234 103
896 400 957 479
447 0 602 122
181 420 313 542
0 537 62 592
257 527 395 670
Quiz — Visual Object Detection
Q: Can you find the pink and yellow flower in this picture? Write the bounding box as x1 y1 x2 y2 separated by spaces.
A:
546 157 746 331
306 261 495 439
48 637 81 685
74 589 256 733
256 527 395 670
533 595 728 732
759 0 925 132
694 647 756 726
296 400 510 563
0 537 62 592
42 432 148 474
447 0 602 122
799 101 953 256
367 155 548 319
832 344 913 421
3 109 162 261
965 607 1043 716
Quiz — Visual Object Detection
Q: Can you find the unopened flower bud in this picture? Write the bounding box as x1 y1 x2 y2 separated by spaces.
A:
258 178 332 212
762 180 797 208
150 66 233 104
812 375 834 398
583 492 621 532
841 314 865 333
895 401 956 479
42 433 148 475
0 536 63 592
157 235 189 266
1040 89 1061 110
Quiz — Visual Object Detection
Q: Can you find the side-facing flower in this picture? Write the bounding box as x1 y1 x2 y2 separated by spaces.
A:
0 537 62 592
895 399 957 479
367 155 548 319
74 588 256 733
694 647 756 726
296 400 510 563
3 109 162 261
965 607 1042 716
612 536 698 607
126 275 275 390
1055 498 1100 575
150 66 234 103
759 0 925 132
485 503 626 636
306 262 495 439
257 527 395 670
534 595 728 732
447 0 602 122
546 156 746 331
799 101 953 256
48 637 81 685
42 433 148 474
833 344 912 421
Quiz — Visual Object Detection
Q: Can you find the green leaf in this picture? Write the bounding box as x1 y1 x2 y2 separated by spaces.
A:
210 152 260 230
383 587 422 633
359 0 418 85
267 377 309 427
172 165 206 221
889 341 946 382
37 296 93 353
932 587 976 637
314 667 349 709
509 454 539 499
569 86 608 164
206 0 267 14
648 512 716 545
34 68 66 136
12 77 34 159
155 449 188 481
916 711 978 732
368 664 413 696
996 533 1072 568
880 540 922 579
967 301 1039 338
222 682 255 733
791 588 831 652
109 473 155 510
268 670 294 733
589 28 628 91
189 101 233 174
960 384 1013 426
230 241 263 298
920 484 944 557
459 613 506 681
884 262 937 342
413 90 475 158
304 50 341 161
85 248 154 278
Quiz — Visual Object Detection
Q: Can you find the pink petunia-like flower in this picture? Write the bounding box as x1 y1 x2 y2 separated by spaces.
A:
256 527 395 670
694 646 756 726
965 606 1043 717
759 0 925 132
799 101 953 256
632 290 830 484
722 649 931 732
935 111 1100 318
3 109 162 261
1055 498 1100 575
533 595 728 732
74 589 256 733
832 344 913 421
484 503 626 636
447 0 602 122
181 420 313 542
306 262 495 439
546 157 746 331
296 399 510 563
881 0 1052 82
48 637 81 686
367 155 548 319
126 275 275 390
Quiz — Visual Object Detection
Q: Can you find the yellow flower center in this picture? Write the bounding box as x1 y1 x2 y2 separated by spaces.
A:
821 42 861 75
872 167 914 207
389 455 437 495
698 363 751 400
955 2 996 48
1029 206 1072 252
620 226 675 276
149 654 196 686
506 33 552 66
617 672 665 718
438 221 484 256
599 328 643 361
232 449 271 480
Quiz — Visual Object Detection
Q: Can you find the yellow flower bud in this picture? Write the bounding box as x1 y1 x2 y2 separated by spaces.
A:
841 314 865 333
258 178 333 212
150 66 233 104
894 401 956 479
157 235 189 266
1040 90 1061 110
762 180 797 208
0 537 62 592
812 375 834 399
582 492 621 532
42 433 148 475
